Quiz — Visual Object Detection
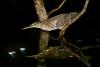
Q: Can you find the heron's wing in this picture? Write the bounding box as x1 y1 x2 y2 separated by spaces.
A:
55 14 68 28
40 14 63 29
56 12 78 29
42 14 67 29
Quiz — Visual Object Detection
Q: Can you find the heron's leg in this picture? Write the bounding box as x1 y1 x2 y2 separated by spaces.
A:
50 31 83 57
58 30 68 46
50 29 66 40
58 30 84 56
50 30 66 40
58 30 66 40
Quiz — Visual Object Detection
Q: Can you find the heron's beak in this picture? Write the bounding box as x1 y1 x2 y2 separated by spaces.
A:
22 26 33 30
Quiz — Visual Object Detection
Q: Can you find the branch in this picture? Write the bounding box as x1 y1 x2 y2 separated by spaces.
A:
26 46 91 67
61 0 90 31
80 56 92 67
57 0 89 42
81 45 100 50
71 0 90 24
33 0 49 52
48 0 67 17
33 0 48 67
33 0 48 21
26 46 80 59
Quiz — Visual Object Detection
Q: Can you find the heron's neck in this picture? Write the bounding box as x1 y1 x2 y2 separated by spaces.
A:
32 22 41 28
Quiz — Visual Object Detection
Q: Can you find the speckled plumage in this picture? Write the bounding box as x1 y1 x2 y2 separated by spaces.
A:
23 12 78 31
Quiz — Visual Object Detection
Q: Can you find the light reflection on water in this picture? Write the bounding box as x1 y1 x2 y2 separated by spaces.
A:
8 47 27 58
8 51 16 57
19 48 26 53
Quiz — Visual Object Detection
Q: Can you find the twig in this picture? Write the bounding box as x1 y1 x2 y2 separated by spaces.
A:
81 45 100 50
48 0 67 17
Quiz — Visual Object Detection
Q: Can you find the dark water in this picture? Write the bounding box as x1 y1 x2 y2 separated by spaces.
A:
0 0 99 67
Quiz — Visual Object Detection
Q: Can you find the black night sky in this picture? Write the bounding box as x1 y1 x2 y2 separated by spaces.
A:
0 0 99 67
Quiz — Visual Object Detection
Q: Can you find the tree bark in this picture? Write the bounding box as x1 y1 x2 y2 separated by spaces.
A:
33 0 49 67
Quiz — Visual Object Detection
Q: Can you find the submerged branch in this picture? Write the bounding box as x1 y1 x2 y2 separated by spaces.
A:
81 45 100 50
26 46 80 59
27 45 92 67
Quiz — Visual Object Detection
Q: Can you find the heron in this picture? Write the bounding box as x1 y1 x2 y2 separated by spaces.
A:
23 12 77 31
22 0 89 39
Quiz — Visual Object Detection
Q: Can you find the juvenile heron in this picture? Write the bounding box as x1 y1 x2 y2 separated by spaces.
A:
23 12 77 31
22 0 89 39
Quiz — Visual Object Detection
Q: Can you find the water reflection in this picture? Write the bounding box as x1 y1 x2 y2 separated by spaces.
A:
8 51 16 57
8 47 27 58
19 48 26 53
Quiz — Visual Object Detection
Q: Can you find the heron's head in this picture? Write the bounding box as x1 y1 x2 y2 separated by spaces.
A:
22 22 41 30
31 22 41 28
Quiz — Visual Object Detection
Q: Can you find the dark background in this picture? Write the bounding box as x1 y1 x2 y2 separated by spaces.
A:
0 0 99 67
